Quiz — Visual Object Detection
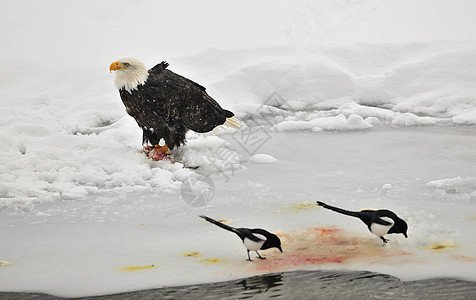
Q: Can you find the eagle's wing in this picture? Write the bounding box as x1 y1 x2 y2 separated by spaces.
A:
147 63 233 133
180 90 234 133
149 62 206 91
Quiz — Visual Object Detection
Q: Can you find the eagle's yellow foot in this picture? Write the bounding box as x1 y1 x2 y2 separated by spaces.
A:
142 145 153 153
154 144 169 155
145 144 170 161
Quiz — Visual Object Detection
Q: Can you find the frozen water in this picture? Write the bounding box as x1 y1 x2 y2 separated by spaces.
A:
4 270 476 299
1 125 476 297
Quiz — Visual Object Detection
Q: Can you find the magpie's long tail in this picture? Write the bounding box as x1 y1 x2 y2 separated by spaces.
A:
199 215 241 235
316 201 361 218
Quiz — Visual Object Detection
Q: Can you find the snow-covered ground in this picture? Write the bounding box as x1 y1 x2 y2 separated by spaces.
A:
1 0 476 297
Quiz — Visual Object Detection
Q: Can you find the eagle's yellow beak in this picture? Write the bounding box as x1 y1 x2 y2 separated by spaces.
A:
109 61 123 73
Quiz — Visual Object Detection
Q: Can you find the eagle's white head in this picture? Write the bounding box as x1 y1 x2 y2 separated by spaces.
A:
110 58 148 93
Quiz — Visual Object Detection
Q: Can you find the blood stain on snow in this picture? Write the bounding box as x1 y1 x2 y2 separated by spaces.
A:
120 265 157 271
449 255 476 262
252 226 414 272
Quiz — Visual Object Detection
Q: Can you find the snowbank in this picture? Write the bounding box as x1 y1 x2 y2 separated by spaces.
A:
249 154 278 164
210 46 476 128
427 177 476 197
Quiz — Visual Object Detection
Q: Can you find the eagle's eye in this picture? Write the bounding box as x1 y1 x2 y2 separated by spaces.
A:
123 62 130 67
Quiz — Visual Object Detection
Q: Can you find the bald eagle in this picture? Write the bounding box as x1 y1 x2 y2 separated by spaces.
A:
110 58 237 158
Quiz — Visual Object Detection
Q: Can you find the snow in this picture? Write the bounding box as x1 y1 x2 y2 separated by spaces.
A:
427 177 476 195
249 154 278 164
391 113 437 127
453 109 476 125
1 0 476 297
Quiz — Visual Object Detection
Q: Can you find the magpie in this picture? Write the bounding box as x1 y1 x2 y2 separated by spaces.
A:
199 215 283 261
316 201 408 243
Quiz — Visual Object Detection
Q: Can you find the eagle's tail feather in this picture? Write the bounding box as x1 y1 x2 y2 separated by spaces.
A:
197 117 243 137
222 117 243 129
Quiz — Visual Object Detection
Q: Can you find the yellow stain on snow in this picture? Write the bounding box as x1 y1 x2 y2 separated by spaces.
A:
199 258 221 264
183 251 201 258
216 219 233 224
183 251 223 264
0 261 12 267
275 202 317 213
120 265 157 271
467 215 476 221
201 219 234 225
295 202 316 209
424 241 456 252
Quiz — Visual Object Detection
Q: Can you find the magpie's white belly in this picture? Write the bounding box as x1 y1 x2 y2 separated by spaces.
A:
243 234 266 251
370 217 394 237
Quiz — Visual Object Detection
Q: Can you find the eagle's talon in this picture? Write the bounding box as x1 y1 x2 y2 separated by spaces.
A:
154 144 169 155
143 144 170 161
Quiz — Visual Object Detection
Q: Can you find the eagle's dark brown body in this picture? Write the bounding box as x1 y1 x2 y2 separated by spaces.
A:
119 62 233 150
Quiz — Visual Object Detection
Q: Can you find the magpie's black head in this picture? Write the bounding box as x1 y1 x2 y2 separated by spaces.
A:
262 233 283 253
389 217 408 238
401 222 408 238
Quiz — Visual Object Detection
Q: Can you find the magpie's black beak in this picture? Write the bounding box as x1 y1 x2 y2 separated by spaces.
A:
278 246 283 253
404 232 408 238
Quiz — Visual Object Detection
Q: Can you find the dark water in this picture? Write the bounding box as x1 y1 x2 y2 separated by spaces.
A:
2 270 476 300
